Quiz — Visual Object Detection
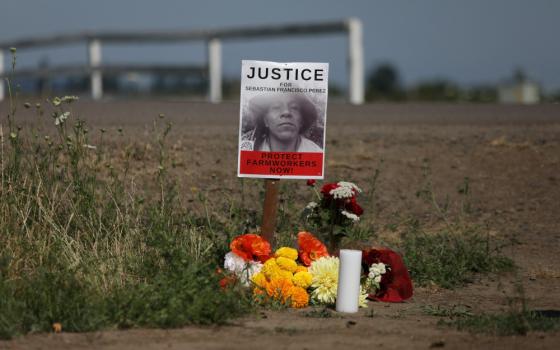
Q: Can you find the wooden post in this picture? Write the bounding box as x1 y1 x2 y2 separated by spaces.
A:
261 179 280 246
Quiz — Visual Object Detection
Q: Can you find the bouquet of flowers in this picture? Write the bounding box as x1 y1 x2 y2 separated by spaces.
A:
222 232 413 309
303 181 364 252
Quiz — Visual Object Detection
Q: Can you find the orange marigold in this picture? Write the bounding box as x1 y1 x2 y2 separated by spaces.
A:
266 278 293 302
253 287 269 304
297 231 329 266
230 234 271 263
288 286 309 308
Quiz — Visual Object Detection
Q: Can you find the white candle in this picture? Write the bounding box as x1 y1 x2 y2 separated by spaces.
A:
336 249 362 313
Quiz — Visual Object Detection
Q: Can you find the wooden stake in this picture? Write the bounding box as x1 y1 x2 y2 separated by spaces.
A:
261 178 280 247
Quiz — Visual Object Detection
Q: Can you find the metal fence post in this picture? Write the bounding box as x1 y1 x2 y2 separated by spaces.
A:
347 18 364 105
88 39 102 100
207 38 222 103
0 50 4 101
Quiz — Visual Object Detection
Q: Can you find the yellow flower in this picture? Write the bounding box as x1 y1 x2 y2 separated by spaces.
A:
308 256 339 305
293 271 313 289
359 286 369 308
262 259 281 280
294 265 308 273
276 256 298 273
287 286 309 308
251 272 267 288
275 247 298 260
279 269 294 280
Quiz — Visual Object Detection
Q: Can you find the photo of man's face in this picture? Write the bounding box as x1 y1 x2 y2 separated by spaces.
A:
263 95 303 143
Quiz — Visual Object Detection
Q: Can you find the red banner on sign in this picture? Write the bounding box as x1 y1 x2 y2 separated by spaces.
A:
239 151 323 177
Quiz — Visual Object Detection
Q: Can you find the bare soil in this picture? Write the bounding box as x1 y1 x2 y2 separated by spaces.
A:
1 100 559 349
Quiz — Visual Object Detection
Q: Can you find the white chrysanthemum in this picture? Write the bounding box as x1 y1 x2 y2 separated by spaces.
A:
224 251 263 286
306 201 318 210
308 256 339 305
368 262 386 277
365 262 388 293
341 210 360 222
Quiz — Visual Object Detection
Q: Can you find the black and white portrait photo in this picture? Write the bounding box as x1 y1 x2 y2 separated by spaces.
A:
240 93 324 152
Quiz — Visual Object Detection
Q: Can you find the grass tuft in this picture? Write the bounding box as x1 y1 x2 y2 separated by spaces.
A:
402 224 514 288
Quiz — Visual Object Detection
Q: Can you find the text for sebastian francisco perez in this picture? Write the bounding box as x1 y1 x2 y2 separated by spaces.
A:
246 152 318 175
245 82 326 94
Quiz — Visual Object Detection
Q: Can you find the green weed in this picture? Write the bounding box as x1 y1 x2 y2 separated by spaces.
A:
401 160 514 288
447 310 560 335
0 50 252 340
402 225 514 288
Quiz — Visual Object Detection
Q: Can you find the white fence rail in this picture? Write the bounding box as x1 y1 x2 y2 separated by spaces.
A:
0 18 364 104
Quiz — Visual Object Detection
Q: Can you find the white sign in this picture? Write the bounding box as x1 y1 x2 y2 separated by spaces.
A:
237 60 329 179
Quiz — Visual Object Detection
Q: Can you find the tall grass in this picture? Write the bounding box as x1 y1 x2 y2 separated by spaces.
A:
0 51 252 339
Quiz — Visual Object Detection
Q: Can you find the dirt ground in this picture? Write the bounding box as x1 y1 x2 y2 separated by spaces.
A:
1 100 559 349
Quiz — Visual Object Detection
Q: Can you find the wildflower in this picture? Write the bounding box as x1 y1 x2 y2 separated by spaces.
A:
287 286 309 308
308 256 339 305
54 112 70 126
275 247 298 260
293 271 312 289
305 201 318 210
61 96 79 103
298 231 329 266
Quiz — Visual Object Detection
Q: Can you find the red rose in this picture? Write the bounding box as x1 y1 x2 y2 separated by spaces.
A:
346 197 364 216
362 247 413 302
306 179 316 187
